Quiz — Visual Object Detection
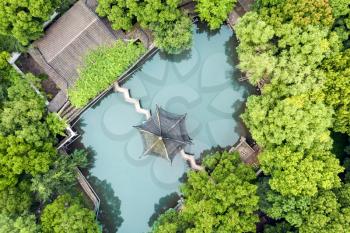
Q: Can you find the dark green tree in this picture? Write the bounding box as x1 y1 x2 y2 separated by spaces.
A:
31 150 88 203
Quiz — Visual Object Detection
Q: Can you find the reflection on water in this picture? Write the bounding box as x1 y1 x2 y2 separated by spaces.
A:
73 23 251 232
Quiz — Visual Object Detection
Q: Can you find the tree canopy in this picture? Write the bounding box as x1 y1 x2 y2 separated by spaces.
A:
195 0 237 30
95 0 193 54
41 194 99 233
152 151 259 233
0 0 59 45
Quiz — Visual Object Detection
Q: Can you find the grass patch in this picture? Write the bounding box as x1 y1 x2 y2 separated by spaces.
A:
69 40 145 107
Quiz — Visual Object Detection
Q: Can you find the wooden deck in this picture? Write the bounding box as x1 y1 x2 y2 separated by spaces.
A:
227 0 254 27
230 137 260 167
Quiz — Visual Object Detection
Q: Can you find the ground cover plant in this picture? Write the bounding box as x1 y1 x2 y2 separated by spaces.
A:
68 40 145 107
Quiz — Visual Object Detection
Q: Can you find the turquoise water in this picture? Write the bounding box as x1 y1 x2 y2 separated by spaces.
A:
75 24 250 233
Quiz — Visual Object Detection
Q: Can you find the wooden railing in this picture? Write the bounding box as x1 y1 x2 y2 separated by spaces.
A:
76 168 100 215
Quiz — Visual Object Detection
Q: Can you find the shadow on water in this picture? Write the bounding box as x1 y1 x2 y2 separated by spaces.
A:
196 21 221 39
159 49 192 63
223 29 256 140
68 119 98 172
148 192 180 227
89 176 124 233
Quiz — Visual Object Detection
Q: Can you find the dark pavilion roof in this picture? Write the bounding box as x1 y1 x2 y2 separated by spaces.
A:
134 106 192 161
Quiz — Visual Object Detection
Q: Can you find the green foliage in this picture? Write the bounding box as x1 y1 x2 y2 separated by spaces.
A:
96 0 134 31
152 151 259 233
330 0 350 18
0 34 24 52
0 51 9 70
95 0 193 54
241 94 333 149
278 0 334 27
260 146 343 196
152 15 193 54
237 1 350 232
31 150 88 203
68 40 145 107
0 213 39 233
0 181 32 216
0 72 58 190
195 0 237 30
41 194 99 233
264 222 295 233
46 113 67 136
0 0 59 45
323 50 350 135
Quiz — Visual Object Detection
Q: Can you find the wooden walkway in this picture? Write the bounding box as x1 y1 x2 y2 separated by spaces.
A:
227 0 255 27
76 168 100 215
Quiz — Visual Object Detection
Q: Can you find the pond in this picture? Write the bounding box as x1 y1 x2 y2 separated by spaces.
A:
73 23 250 233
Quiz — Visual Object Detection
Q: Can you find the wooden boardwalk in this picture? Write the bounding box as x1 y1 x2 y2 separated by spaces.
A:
227 0 255 27
76 168 100 215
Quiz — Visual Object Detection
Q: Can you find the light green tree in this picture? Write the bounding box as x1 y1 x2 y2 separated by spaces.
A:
196 0 237 30
241 94 333 149
96 0 135 30
152 15 193 54
260 146 343 196
41 194 99 233
0 213 39 233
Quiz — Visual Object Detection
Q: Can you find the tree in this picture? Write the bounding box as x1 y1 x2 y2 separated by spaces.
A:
0 72 58 190
46 113 67 136
41 194 99 233
31 150 88 203
260 146 343 196
0 0 59 45
0 181 32 216
0 213 39 233
241 94 333 149
152 151 259 233
0 51 9 70
95 0 135 31
95 0 193 54
322 50 350 135
195 0 237 30
260 184 350 232
152 15 193 54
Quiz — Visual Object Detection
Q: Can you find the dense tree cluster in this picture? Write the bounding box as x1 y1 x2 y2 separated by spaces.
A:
96 0 193 54
152 151 259 233
0 54 99 232
234 0 350 232
0 0 60 45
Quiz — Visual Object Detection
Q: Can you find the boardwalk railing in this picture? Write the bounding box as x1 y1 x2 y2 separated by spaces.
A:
76 168 100 215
